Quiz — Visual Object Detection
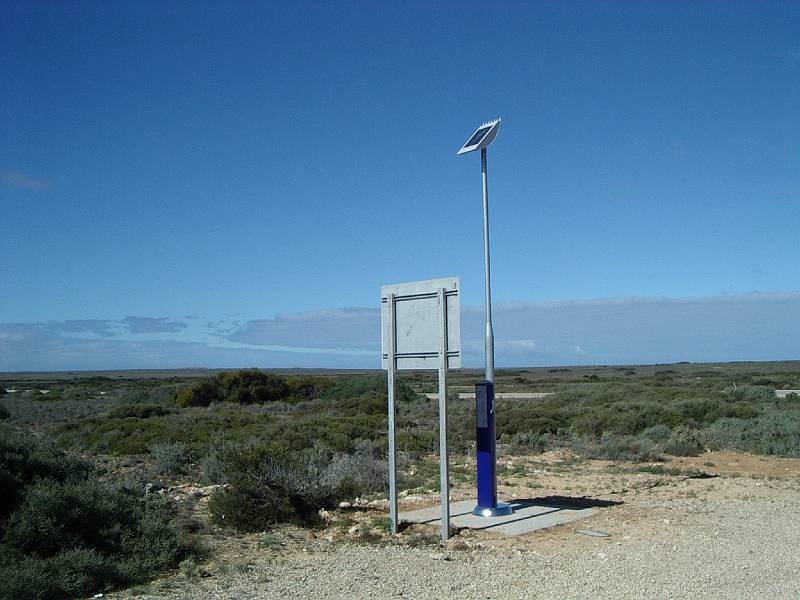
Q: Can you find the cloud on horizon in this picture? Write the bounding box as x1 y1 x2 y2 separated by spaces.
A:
121 316 188 334
226 308 378 351
1 291 799 372
0 170 52 190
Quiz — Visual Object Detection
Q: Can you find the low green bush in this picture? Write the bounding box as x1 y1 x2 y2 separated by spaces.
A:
571 432 662 462
148 441 189 476
174 380 220 408
217 370 290 404
173 370 337 407
727 385 775 403
1 428 92 523
285 375 334 401
200 436 228 485
56 405 273 455
504 431 550 455
0 405 9 420
639 424 672 444
0 426 195 600
209 441 386 532
321 375 420 403
108 403 175 419
661 426 703 457
702 412 800 457
273 413 385 453
571 401 682 436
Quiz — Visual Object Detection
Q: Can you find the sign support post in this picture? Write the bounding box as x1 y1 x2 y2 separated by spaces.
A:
437 287 450 542
386 292 398 535
381 277 461 543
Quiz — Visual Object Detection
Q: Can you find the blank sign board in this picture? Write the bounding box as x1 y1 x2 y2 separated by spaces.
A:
381 277 461 370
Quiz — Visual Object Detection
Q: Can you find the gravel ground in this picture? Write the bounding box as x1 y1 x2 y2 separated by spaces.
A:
112 453 800 600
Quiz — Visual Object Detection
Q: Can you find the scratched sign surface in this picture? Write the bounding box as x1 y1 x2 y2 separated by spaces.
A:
381 277 461 370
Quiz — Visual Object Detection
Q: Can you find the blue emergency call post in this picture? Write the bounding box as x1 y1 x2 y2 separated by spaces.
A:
458 118 513 518
474 382 512 516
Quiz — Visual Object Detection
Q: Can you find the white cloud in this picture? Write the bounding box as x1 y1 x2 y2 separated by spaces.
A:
227 307 379 351
0 170 52 190
503 339 538 350
122 316 187 334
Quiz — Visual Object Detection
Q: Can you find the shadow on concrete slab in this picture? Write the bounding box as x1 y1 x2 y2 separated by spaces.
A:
401 496 622 535
512 495 624 509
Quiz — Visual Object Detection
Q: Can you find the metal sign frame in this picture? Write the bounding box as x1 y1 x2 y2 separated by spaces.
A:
381 277 461 370
381 277 461 543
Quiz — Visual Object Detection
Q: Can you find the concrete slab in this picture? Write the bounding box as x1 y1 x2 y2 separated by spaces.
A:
401 498 593 536
424 392 554 400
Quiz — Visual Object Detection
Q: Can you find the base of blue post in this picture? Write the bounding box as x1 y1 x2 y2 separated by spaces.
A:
472 501 514 517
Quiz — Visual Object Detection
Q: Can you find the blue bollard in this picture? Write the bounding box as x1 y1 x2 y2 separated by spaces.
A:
473 381 513 517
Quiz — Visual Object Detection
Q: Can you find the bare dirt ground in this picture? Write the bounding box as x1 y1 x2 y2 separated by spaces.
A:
111 451 800 600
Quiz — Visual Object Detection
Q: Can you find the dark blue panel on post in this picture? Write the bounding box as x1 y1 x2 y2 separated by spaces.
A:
475 381 496 509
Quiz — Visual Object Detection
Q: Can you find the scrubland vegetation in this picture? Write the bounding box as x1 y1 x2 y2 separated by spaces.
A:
0 427 196 600
0 362 799 598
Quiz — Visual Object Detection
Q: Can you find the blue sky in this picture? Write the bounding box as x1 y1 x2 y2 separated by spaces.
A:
1 1 798 371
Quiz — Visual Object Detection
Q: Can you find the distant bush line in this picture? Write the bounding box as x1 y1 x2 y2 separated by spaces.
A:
50 373 800 467
173 369 419 408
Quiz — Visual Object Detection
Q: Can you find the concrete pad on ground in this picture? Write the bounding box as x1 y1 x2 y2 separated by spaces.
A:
401 499 593 536
424 392 554 400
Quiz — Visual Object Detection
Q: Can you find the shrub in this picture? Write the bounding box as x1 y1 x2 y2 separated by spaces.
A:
661 426 703 457
285 376 334 402
702 412 800 457
0 427 92 523
178 556 201 580
209 441 386 532
148 441 189 476
0 427 195 600
173 371 310 407
174 380 220 408
273 413 385 453
727 385 775 403
675 398 722 424
209 444 317 531
200 436 227 485
0 547 114 600
322 451 387 498
505 431 550 455
108 403 175 419
0 405 9 420
321 375 419 403
217 370 290 404
572 432 662 462
639 424 671 444
562 387 683 436
701 417 748 451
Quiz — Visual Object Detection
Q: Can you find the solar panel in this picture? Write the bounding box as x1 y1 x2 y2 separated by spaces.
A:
465 126 492 148
457 118 500 155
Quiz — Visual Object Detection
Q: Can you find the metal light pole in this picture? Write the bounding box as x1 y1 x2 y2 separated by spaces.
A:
481 147 494 384
457 118 512 517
